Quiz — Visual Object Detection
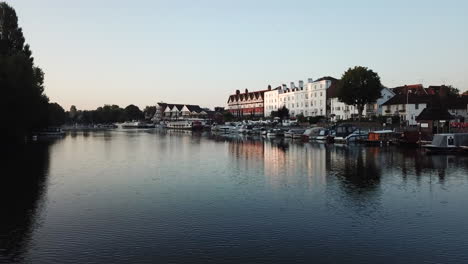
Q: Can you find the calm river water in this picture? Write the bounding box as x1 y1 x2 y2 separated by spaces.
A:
2 129 468 264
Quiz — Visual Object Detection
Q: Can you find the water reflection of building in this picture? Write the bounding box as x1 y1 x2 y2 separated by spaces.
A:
228 138 265 163
226 138 329 190
222 134 468 193
264 142 328 189
1 143 51 263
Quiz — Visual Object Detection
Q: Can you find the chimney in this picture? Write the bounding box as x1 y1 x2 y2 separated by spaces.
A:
236 89 240 95
299 80 304 89
282 84 287 91
245 88 249 94
268 85 272 91
308 78 313 83
290 82 295 90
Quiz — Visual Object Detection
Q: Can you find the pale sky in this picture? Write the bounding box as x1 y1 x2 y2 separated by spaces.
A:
9 0 468 110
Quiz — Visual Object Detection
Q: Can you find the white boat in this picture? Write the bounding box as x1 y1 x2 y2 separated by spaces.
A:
345 129 369 142
422 133 468 154
237 125 253 134
213 125 237 133
166 120 204 130
267 129 283 137
122 121 155 128
304 127 326 141
315 129 331 141
333 124 362 143
285 129 305 139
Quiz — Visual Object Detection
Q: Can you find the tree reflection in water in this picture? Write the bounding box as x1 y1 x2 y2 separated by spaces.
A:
0 142 51 264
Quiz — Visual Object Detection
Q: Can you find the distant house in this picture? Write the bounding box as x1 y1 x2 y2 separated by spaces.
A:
381 84 460 126
152 103 207 121
381 94 433 125
227 88 267 118
446 96 468 121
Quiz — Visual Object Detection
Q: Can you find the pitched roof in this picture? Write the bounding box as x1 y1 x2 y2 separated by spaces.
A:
416 107 454 121
186 105 203 113
315 76 338 82
391 84 428 96
382 94 434 105
157 103 204 113
227 89 267 103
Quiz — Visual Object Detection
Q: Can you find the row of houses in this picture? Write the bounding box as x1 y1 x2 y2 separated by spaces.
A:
151 103 213 122
226 77 468 125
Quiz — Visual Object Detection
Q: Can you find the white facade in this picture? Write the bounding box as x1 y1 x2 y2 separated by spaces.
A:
376 88 396 115
330 87 396 121
382 103 427 125
329 99 361 121
264 78 333 118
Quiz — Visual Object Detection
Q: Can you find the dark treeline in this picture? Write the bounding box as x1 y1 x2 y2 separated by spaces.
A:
1 2 47 139
1 2 157 139
0 2 66 141
67 104 155 124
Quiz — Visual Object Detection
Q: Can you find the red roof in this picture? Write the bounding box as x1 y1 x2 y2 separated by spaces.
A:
227 89 267 103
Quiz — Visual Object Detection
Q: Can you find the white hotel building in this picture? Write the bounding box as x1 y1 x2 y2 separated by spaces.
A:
264 77 337 118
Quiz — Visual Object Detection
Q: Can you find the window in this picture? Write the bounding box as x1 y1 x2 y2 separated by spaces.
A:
415 104 419 110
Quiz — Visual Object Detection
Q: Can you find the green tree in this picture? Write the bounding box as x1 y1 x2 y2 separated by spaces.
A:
143 106 157 120
69 105 78 122
446 85 460 96
47 102 66 126
124 104 143 121
296 114 307 123
337 66 382 121
273 106 290 120
1 2 49 140
222 111 234 122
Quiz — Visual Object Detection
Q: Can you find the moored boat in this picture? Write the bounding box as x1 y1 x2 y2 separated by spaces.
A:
285 128 305 139
122 121 155 128
292 129 306 139
422 133 468 154
36 127 66 137
364 130 396 145
267 128 283 138
166 120 200 130
461 146 468 153
315 129 332 142
303 127 324 141
333 124 358 143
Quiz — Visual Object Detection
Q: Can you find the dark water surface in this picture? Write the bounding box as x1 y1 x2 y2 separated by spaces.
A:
2 130 468 264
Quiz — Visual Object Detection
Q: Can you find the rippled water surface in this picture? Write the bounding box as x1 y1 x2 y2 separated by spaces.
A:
2 130 468 263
